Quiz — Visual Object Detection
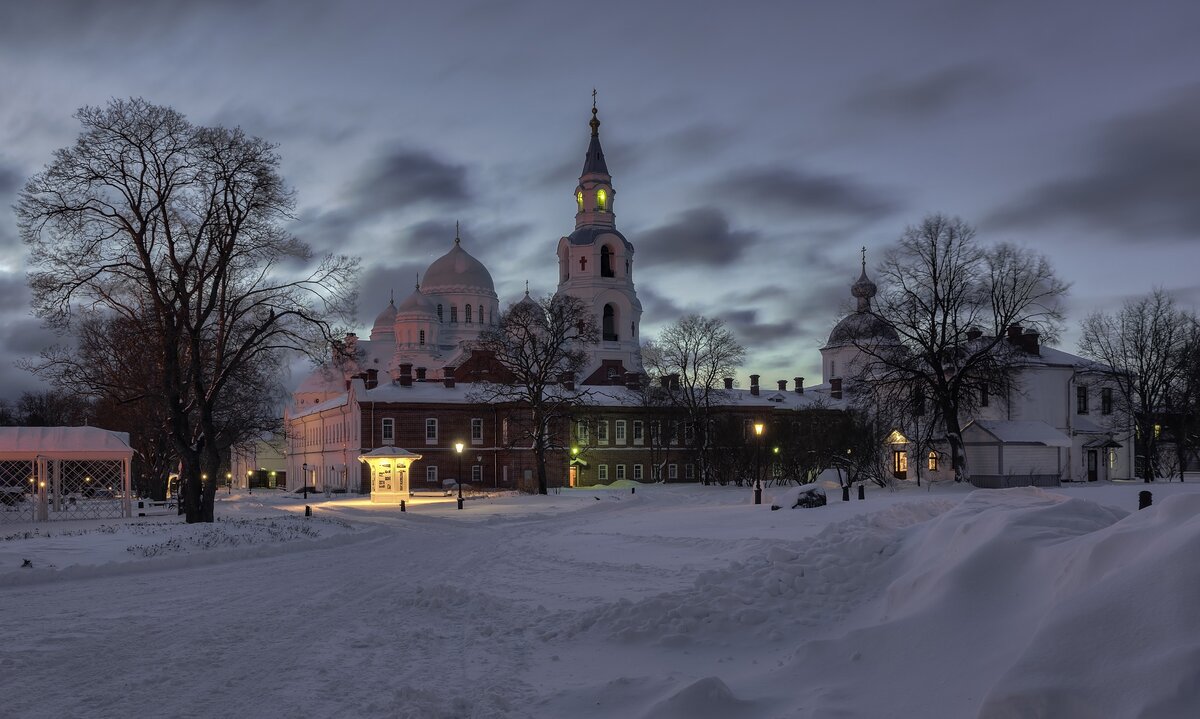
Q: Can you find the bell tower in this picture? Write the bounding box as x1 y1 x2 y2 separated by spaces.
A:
556 95 644 383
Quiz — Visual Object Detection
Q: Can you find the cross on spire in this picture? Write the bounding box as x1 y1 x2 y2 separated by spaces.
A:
455 220 460 244
861 246 867 270
524 279 530 296
592 88 597 110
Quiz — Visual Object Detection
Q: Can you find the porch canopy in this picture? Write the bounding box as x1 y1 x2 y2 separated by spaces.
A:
0 427 134 523
359 446 422 503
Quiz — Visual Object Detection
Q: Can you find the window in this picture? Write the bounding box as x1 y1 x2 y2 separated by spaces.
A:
596 188 607 212
576 190 583 212
684 421 695 443
437 304 443 322
615 465 626 480
471 418 483 443
478 305 484 324
577 420 589 443
632 420 644 445
980 384 989 407
650 421 661 444
685 464 695 480
419 329 425 346
1077 386 1089 414
893 450 908 474
668 464 678 480
425 418 438 443
472 465 483 483
633 464 643 480
424 465 438 484
615 420 627 444
830 360 836 378
450 306 458 323
597 420 609 445
465 305 472 323
600 245 614 277
603 304 617 341
927 451 938 471
598 464 609 481
1102 387 1113 415
381 418 395 443
502 418 509 444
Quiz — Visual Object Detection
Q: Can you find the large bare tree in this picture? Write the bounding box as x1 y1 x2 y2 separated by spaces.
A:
1079 290 1195 482
854 214 1069 482
641 314 745 483
17 98 357 522
469 293 599 494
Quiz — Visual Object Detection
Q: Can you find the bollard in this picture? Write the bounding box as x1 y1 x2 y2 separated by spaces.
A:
304 505 312 517
1138 491 1152 510
858 484 865 500
138 500 145 509
457 497 464 510
754 486 762 505
842 486 850 502
400 500 406 512
631 487 635 495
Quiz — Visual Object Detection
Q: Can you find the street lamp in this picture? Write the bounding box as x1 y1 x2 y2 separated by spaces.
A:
753 421 765 505
301 463 308 499
454 441 465 510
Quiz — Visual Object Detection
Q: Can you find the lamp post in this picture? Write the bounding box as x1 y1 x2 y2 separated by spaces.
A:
301 463 308 499
454 441 465 509
753 421 765 505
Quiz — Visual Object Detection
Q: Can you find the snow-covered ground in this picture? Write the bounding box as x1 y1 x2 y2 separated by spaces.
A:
2 480 1197 718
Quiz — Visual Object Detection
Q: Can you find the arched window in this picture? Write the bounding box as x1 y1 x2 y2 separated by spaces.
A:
600 245 614 278
465 305 472 323
437 304 443 323
576 190 584 212
419 330 425 346
927 451 938 471
596 188 607 212
450 306 458 323
603 304 617 342
478 305 484 324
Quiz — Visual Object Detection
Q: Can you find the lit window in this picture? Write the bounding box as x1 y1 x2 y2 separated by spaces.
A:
425 419 438 443
471 418 483 443
381 418 394 443
576 190 583 212
893 450 908 475
596 188 607 211
927 451 938 471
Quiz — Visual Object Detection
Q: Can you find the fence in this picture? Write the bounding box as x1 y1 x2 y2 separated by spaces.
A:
0 456 131 524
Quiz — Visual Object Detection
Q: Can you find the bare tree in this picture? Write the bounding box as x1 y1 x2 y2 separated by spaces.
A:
856 214 1069 482
17 98 357 522
1079 290 1193 482
469 293 599 494
642 314 745 483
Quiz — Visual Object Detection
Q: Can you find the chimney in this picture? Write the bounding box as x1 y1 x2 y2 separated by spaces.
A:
365 368 379 390
1007 324 1023 342
399 363 413 388
660 375 671 389
1022 328 1040 355
669 373 680 390
624 371 640 390
831 377 843 400
415 366 427 381
966 327 983 341
794 377 804 394
443 366 456 389
777 379 787 391
723 376 733 390
750 374 760 396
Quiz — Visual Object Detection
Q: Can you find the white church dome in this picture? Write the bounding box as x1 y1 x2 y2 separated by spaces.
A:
422 239 495 293
370 300 397 341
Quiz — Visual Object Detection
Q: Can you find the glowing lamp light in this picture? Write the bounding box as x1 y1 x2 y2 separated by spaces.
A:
773 447 780 454
454 441 464 454
753 422 765 437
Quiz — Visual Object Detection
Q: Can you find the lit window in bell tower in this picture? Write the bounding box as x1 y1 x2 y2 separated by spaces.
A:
596 188 607 212
576 190 583 212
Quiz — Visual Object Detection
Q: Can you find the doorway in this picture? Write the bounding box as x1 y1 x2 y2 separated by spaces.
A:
1087 450 1098 482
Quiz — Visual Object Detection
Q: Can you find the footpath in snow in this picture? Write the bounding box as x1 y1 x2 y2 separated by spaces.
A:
1 480 1197 719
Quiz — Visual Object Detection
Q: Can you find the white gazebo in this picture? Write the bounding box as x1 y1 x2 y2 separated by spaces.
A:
359 446 423 503
0 427 135 523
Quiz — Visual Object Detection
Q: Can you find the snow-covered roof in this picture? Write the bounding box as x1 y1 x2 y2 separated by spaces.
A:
0 426 134 460
964 420 1072 447
359 446 423 460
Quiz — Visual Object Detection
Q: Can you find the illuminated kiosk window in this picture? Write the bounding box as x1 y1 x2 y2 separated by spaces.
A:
359 446 422 504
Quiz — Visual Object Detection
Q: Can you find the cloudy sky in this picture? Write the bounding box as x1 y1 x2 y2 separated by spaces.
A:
2 0 1199 399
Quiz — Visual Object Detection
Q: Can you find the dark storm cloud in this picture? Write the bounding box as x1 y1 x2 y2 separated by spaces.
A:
711 166 900 220
987 85 1200 240
843 63 1011 119
356 261 428 324
637 287 687 322
0 0 266 45
717 308 799 349
354 148 472 211
636 208 758 268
